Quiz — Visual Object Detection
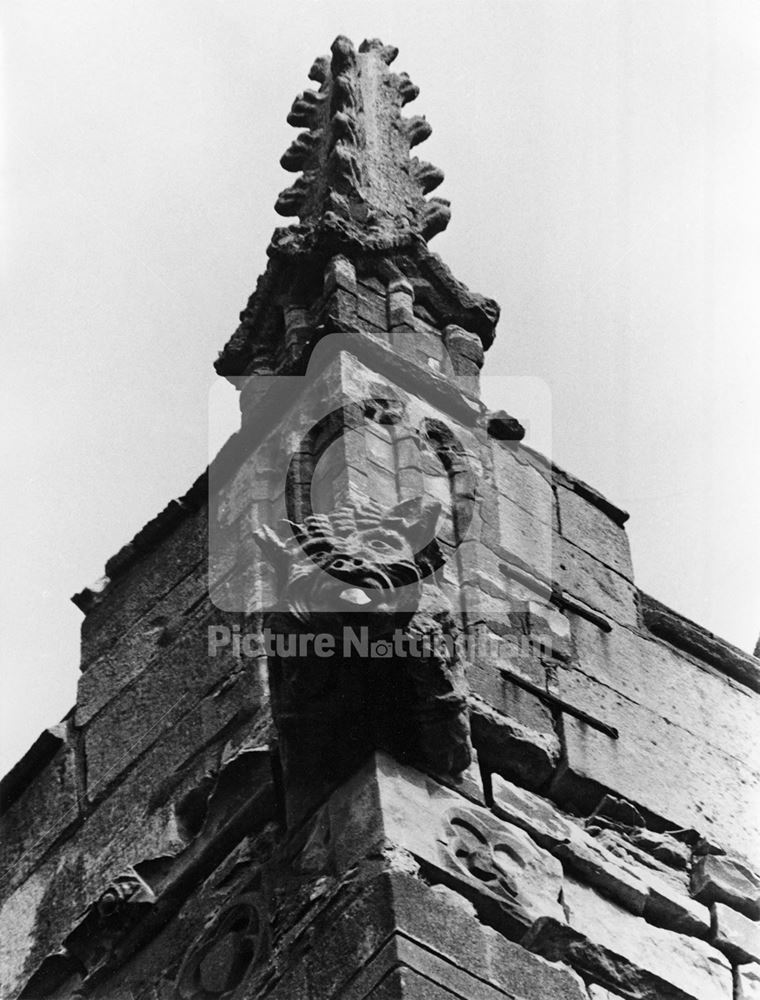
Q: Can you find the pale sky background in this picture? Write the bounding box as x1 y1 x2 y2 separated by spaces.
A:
2 1 759 776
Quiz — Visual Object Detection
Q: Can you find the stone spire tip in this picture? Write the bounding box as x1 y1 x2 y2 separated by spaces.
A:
273 36 450 254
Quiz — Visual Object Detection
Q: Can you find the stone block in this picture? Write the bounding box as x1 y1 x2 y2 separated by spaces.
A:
641 591 760 694
319 754 565 937
0 726 80 895
80 506 208 667
491 445 556 529
468 663 557 735
738 963 760 1000
692 854 760 919
357 284 388 330
588 825 690 891
489 773 577 850
1 858 104 998
496 493 553 580
556 484 633 579
432 753 487 806
308 874 586 1000
642 871 711 939
82 622 263 799
527 876 732 1000
552 664 760 869
563 877 731 1000
469 695 561 791
388 875 587 1000
76 565 209 726
587 988 628 1000
490 777 708 938
367 968 458 999
0 864 57 999
61 729 271 928
712 901 760 963
570 617 760 777
551 535 638 627
436 804 564 933
555 835 649 915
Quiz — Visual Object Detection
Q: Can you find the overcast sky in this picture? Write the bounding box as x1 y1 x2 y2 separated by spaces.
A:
2 0 759 776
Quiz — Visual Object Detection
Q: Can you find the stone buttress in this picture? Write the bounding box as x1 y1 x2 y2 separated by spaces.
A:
1 36 759 1000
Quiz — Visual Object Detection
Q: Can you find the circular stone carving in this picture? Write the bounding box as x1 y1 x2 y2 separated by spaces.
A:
176 894 266 1000
442 808 524 902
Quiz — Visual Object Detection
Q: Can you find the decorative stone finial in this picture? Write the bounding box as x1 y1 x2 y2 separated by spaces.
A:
272 35 450 253
214 36 500 378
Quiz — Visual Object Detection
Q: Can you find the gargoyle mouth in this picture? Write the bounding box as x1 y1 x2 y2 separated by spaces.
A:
332 574 389 608
337 586 374 607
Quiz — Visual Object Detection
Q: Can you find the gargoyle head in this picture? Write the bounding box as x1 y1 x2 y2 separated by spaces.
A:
254 497 443 628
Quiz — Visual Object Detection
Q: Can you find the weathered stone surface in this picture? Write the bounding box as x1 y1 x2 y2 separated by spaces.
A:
555 835 649 916
79 506 208 668
469 695 561 791
311 753 564 937
737 962 760 1000
588 825 690 892
556 484 633 579
489 773 577 850
0 724 80 894
438 803 564 932
570 617 760 777
641 591 760 694
495 492 553 580
0 864 57 999
388 874 587 1000
432 754 487 806
260 869 585 1000
553 663 760 868
641 870 711 939
256 494 471 823
552 535 638 626
487 410 525 442
587 988 628 1000
491 444 556 530
531 877 732 1000
13 749 275 999
76 563 208 726
712 901 760 963
468 661 557 737
366 967 458 999
692 854 760 919
83 624 263 799
490 776 708 938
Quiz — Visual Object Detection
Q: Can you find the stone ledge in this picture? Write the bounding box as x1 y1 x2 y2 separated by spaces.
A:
0 721 81 898
712 901 760 964
692 854 760 920
518 445 629 528
489 774 711 941
527 877 732 1000
640 592 760 694
0 722 71 816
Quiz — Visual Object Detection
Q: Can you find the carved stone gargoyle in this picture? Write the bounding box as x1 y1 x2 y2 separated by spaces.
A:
254 498 471 821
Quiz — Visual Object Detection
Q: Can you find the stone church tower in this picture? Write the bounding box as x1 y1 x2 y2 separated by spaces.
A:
1 36 758 1000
